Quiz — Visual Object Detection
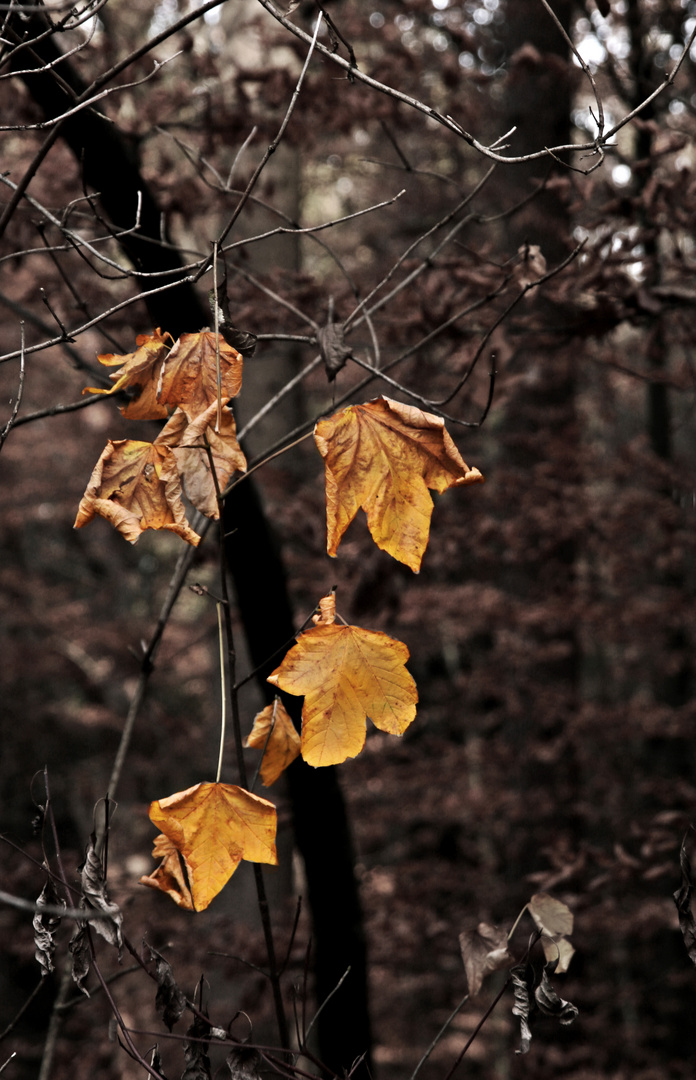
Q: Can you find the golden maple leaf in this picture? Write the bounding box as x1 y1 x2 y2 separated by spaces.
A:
314 396 484 573
245 698 301 786
140 782 277 912
74 439 201 545
268 593 417 767
155 399 247 519
84 328 173 420
156 331 243 419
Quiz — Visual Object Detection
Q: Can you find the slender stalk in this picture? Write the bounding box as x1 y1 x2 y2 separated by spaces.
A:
215 603 227 785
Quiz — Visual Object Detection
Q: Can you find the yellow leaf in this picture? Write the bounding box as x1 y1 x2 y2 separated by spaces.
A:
84 328 172 420
314 396 483 573
155 400 247 519
157 331 243 419
139 833 194 911
245 699 301 786
268 596 418 767
143 782 277 912
74 439 201 545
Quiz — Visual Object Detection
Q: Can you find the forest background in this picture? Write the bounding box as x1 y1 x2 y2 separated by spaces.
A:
2 0 696 1078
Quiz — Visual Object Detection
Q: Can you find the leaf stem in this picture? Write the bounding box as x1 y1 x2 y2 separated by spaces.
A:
215 602 227 785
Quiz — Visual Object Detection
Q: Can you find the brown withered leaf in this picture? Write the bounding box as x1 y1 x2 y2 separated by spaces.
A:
268 592 417 767
459 922 513 997
140 833 194 911
534 960 578 1024
155 400 246 518
74 440 201 546
141 783 277 912
33 877 65 976
148 945 186 1031
79 834 123 952
157 331 243 419
314 396 483 573
84 328 172 420
674 829 696 967
245 698 301 786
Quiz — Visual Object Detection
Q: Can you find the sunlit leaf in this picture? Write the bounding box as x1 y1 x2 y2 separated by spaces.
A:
141 783 277 912
74 439 201 546
315 396 483 573
268 592 417 767
245 698 301 786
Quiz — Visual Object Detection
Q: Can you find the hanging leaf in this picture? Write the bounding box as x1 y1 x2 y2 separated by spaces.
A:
268 592 417 767
226 1047 262 1080
534 960 579 1024
182 1009 212 1080
155 400 247 518
69 923 91 996
84 328 173 420
208 269 257 359
74 440 201 546
314 396 483 573
674 830 696 967
140 833 194 912
245 698 301 786
317 321 351 381
79 834 123 952
148 945 187 1031
528 892 575 972
459 922 513 997
511 962 534 1055
33 877 65 976
141 783 277 912
157 331 243 419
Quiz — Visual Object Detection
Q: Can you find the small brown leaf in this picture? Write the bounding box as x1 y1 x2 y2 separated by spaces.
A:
459 922 513 997
245 699 301 786
140 833 194 911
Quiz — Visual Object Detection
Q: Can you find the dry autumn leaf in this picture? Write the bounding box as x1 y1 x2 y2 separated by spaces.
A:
84 328 172 420
141 782 277 912
140 833 194 911
459 923 514 997
267 592 417 767
528 892 575 972
155 399 247 518
314 396 483 573
74 439 201 545
157 331 243 419
245 698 301 786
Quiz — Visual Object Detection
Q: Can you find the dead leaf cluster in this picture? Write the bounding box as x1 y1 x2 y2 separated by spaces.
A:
75 330 247 545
